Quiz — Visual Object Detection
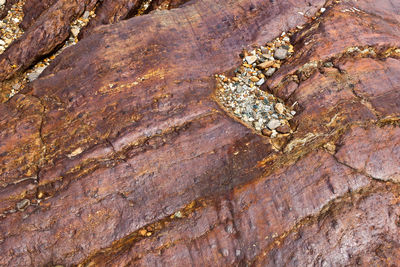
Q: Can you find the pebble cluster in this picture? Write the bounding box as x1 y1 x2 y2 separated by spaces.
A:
0 0 25 54
216 33 296 138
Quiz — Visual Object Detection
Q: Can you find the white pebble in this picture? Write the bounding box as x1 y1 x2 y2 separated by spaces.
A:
82 11 90 19
267 119 281 130
245 55 257 65
256 78 265 86
71 27 80 36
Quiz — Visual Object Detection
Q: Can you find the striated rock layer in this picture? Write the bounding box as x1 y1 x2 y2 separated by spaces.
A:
0 0 399 266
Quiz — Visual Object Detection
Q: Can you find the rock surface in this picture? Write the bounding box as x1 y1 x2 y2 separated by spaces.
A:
0 0 399 266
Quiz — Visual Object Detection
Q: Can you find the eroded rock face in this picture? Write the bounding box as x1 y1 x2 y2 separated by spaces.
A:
0 0 399 266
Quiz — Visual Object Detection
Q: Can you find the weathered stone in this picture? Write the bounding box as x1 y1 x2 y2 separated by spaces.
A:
276 124 291 134
265 67 276 76
261 128 273 136
245 55 257 65
16 199 30 211
0 0 98 81
274 47 288 60
275 102 285 114
250 76 259 82
0 0 399 266
257 60 274 69
267 119 281 130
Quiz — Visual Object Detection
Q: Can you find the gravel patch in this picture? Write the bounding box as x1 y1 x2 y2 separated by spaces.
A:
0 0 25 54
216 33 296 138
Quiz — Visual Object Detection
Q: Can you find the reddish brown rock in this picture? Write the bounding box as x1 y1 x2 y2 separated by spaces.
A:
276 124 291 134
20 0 58 30
0 0 193 83
257 182 400 266
83 150 372 266
261 128 273 136
79 0 191 39
267 0 400 93
0 0 99 81
335 125 400 182
0 0 399 265
78 0 142 39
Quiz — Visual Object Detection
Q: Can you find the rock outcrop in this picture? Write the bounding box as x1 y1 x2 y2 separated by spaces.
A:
0 0 399 266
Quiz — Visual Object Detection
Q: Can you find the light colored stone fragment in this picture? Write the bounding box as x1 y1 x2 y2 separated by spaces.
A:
245 55 257 65
267 119 281 130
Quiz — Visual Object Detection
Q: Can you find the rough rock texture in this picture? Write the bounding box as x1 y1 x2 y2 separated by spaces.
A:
78 0 191 39
20 0 58 30
0 0 399 266
0 0 98 81
0 0 193 82
78 0 142 39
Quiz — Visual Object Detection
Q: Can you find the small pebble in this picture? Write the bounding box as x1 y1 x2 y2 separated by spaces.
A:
174 211 183 218
245 55 257 65
225 224 234 234
261 128 273 136
16 199 30 211
276 124 291 134
82 11 90 19
265 67 276 77
222 249 229 257
274 47 288 60
12 83 20 90
324 142 336 154
250 76 259 82
27 66 47 82
258 60 274 69
267 119 281 130
275 103 285 114
256 78 265 86
71 27 80 36
139 229 147 236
